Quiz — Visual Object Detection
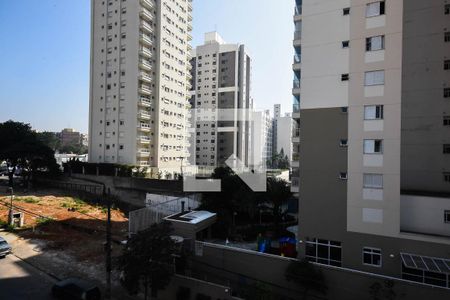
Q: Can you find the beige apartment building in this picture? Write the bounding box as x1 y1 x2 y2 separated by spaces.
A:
88 0 193 176
189 32 252 169
296 0 450 290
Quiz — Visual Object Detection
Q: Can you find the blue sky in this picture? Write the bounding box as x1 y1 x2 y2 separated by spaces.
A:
0 0 294 133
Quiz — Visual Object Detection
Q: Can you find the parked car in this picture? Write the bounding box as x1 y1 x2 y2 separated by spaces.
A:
0 237 12 257
51 278 101 300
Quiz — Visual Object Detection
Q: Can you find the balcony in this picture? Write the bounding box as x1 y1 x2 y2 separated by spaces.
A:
293 54 301 70
137 149 150 157
139 59 152 71
188 1 192 12
140 0 154 10
139 85 152 95
294 5 302 21
291 177 300 193
293 30 302 46
138 110 151 120
187 33 193 41
140 20 154 34
188 13 192 22
187 43 192 51
187 23 193 32
292 79 301 94
139 98 152 107
138 136 151 144
291 153 300 167
139 33 152 46
293 103 300 119
187 72 192 80
139 72 152 83
138 124 151 132
292 128 300 143
140 7 154 21
139 47 152 58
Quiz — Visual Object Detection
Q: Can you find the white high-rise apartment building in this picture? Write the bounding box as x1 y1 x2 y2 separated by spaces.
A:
89 0 193 177
189 32 252 168
252 109 273 169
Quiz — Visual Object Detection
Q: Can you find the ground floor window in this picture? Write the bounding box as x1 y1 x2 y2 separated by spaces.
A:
402 265 449 288
305 238 342 267
363 247 382 267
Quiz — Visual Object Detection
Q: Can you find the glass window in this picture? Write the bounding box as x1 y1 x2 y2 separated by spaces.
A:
305 239 342 267
444 211 450 223
363 247 382 267
364 105 384 120
366 35 385 51
364 140 383 154
366 1 385 17
363 174 383 189
365 70 385 86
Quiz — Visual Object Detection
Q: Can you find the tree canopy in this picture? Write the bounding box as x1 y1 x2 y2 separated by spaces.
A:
117 221 177 299
0 120 59 174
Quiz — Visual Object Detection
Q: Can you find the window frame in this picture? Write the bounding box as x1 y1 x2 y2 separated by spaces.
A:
366 35 385 51
364 105 384 120
305 238 342 267
366 1 385 18
444 211 450 224
362 247 382 267
364 139 383 154
363 173 383 189
365 70 385 86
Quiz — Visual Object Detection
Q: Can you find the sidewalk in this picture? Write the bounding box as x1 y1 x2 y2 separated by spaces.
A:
0 229 137 300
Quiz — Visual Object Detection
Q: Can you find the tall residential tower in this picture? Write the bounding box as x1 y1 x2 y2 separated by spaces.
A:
189 32 252 168
89 0 193 176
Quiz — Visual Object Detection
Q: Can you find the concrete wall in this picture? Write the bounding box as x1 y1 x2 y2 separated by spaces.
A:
400 194 450 237
401 0 450 193
192 242 450 300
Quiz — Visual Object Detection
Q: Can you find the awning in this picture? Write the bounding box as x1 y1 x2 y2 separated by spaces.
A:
400 253 450 274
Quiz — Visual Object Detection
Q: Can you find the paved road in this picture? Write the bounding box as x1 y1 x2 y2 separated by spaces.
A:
0 254 56 300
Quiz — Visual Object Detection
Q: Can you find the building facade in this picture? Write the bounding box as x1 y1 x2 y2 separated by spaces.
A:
89 0 193 176
296 0 450 289
252 109 273 169
189 32 252 168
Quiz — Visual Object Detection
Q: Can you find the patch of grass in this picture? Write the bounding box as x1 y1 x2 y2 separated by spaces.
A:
36 217 53 226
16 197 40 204
60 202 71 208
0 220 7 228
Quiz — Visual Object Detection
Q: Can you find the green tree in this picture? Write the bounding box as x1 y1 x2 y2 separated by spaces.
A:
257 177 291 234
37 131 60 151
0 121 59 186
118 221 177 300
285 259 327 300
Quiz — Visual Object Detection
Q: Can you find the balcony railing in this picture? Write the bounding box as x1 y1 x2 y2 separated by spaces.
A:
139 33 152 45
138 136 151 144
140 20 154 34
140 7 153 21
293 128 300 138
295 5 302 16
294 30 302 41
293 79 301 89
293 103 300 114
139 59 152 71
293 54 301 64
139 47 152 58
139 72 152 83
140 0 154 10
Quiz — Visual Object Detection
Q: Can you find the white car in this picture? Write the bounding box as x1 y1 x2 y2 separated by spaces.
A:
0 237 12 257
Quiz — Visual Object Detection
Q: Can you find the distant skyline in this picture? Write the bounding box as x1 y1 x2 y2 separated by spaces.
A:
0 0 294 133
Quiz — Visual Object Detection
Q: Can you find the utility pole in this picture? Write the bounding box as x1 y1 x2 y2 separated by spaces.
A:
105 187 112 299
8 187 13 225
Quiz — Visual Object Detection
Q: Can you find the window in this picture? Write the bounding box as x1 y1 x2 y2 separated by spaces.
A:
444 116 450 126
444 172 450 183
363 174 383 189
339 172 348 180
446 4 450 15
305 239 342 267
402 265 448 288
366 1 385 17
365 70 385 86
340 139 348 147
444 211 450 223
343 7 350 15
342 40 350 48
341 74 349 81
366 35 385 51
444 144 450 154
444 60 450 70
444 88 450 98
364 140 383 154
364 105 384 120
341 107 348 113
445 32 450 42
363 247 382 267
